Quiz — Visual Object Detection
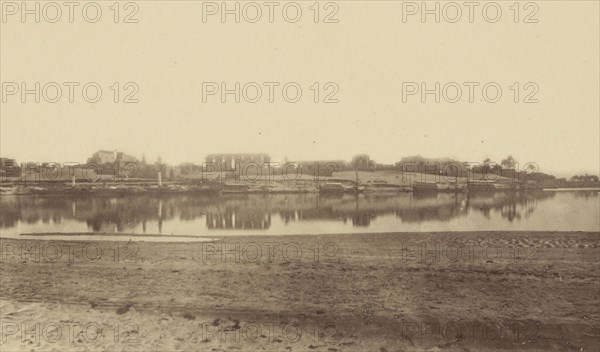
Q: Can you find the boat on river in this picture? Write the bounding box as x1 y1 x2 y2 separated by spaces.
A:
319 182 364 193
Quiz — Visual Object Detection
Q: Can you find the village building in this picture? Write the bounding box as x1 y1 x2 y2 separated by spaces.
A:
87 150 139 165
351 154 375 170
205 153 271 171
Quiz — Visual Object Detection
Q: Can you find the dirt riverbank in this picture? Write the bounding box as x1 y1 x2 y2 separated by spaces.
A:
1 231 598 351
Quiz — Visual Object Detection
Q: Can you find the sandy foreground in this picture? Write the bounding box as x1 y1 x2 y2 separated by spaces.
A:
0 232 598 352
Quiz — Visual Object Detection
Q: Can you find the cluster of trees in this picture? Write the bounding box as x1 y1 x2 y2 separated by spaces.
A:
481 155 517 172
87 155 173 180
570 174 599 182
477 155 552 181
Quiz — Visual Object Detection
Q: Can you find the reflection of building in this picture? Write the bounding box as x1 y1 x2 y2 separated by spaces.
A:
205 153 271 172
1 191 566 235
280 201 375 227
352 212 373 226
206 211 271 229
88 150 138 165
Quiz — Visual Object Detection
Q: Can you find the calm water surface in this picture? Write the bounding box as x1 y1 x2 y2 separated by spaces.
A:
0 191 598 239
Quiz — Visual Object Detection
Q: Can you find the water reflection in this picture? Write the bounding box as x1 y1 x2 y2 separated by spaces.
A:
0 191 598 235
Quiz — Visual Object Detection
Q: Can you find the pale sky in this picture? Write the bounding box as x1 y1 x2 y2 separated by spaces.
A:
1 1 598 178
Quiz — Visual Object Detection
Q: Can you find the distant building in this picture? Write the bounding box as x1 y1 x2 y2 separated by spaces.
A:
374 163 395 170
571 174 599 182
351 154 375 170
205 153 271 171
395 156 466 177
0 157 18 177
87 150 138 165
177 162 202 177
396 155 456 165
88 150 115 164
0 158 17 170
289 160 349 173
396 156 459 169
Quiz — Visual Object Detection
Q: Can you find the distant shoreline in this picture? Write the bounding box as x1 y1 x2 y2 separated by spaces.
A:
1 184 597 196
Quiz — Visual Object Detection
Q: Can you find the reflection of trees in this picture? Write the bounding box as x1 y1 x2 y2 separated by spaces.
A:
395 193 468 223
0 190 573 233
278 194 380 227
468 191 554 222
572 191 598 199
0 195 209 233
0 196 21 228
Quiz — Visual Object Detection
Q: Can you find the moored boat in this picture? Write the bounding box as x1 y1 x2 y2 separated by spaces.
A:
319 182 364 193
413 181 465 192
221 182 250 193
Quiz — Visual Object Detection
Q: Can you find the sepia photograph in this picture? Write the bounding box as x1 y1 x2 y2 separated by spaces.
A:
0 1 599 351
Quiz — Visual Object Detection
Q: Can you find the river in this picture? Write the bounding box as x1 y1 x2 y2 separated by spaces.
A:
0 190 598 240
